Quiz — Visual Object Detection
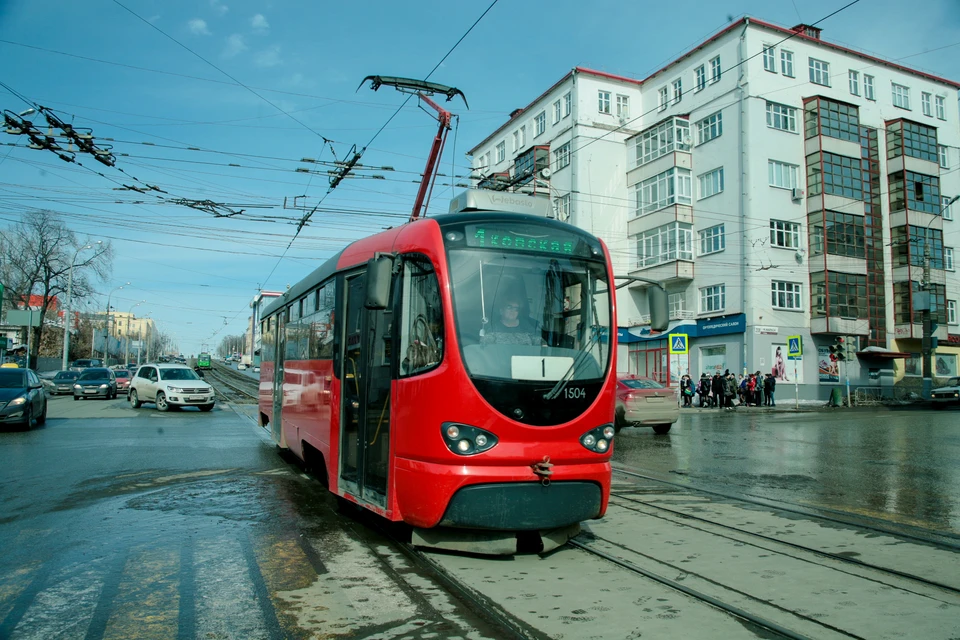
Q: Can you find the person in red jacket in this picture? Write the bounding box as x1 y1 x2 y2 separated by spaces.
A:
747 373 757 406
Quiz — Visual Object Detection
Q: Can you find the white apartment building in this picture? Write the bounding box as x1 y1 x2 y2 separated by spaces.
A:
467 17 960 399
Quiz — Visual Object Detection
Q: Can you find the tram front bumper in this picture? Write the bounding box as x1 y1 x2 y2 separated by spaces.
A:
394 457 610 530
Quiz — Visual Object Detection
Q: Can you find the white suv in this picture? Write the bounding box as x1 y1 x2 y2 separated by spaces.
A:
129 363 215 412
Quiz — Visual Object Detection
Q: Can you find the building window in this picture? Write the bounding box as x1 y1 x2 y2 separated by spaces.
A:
710 56 721 83
947 247 955 271
553 142 570 170
633 117 691 167
888 170 941 214
696 111 722 144
890 225 945 269
699 224 725 255
695 65 706 91
635 222 693 268
598 90 611 114
553 99 562 124
770 219 801 249
804 97 860 142
780 50 794 77
808 210 866 258
768 160 799 189
922 92 932 117
892 83 911 110
616 94 630 119
553 193 571 221
811 272 866 319
672 79 682 105
863 74 875 100
848 70 859 96
512 129 520 152
535 111 546 137
940 145 949 169
495 141 505 163
808 58 830 86
563 92 572 118
886 120 938 163
763 45 776 72
943 195 954 221
669 293 685 317
950 300 958 325
658 87 668 111
766 101 797 132
772 281 802 310
634 167 693 216
806 152 863 200
935 95 946 120
894 281 946 325
697 167 724 200
699 284 725 314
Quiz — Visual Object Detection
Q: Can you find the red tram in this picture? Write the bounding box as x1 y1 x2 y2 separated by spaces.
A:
258 191 624 553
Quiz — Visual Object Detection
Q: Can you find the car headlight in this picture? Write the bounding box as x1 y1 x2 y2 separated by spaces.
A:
100 384 109 389
580 424 615 453
440 422 498 455
8 396 27 406
74 384 82 389
167 386 183 393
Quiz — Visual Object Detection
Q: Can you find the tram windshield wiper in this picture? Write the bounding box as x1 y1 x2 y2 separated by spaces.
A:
543 325 602 400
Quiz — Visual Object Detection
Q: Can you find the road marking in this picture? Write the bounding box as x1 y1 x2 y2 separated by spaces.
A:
102 547 180 639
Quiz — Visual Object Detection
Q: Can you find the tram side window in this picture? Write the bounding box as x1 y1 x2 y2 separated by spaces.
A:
261 318 274 364
285 306 303 361
309 283 336 359
399 255 443 376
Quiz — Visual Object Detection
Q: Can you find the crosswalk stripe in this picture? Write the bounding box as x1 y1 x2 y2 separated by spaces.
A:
194 535 272 639
101 547 180 639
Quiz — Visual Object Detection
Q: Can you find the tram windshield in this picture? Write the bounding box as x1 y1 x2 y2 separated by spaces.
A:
447 249 612 384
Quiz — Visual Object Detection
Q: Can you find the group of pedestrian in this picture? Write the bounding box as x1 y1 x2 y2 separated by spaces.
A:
689 370 776 409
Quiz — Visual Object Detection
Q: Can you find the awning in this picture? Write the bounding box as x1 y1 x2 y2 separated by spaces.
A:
856 346 910 359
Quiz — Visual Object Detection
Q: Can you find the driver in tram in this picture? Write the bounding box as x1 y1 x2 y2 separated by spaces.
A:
481 293 545 346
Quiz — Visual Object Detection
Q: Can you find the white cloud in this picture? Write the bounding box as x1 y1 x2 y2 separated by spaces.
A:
187 18 210 36
210 0 228 16
254 45 282 68
222 34 247 58
251 14 269 32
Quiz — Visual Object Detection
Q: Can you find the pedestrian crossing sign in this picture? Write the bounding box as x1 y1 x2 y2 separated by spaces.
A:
787 335 802 359
668 333 689 354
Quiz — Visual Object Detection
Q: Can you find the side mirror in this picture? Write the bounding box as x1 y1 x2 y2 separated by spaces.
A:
365 254 395 310
648 286 669 332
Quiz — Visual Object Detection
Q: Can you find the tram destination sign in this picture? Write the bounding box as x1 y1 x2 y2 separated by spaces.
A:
464 223 596 257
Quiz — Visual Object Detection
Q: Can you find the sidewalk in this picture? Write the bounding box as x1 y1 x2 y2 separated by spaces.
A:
677 399 927 413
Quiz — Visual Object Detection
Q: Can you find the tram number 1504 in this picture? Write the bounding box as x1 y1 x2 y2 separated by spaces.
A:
563 387 586 399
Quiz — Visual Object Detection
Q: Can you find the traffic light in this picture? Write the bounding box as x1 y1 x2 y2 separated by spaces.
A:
829 336 846 362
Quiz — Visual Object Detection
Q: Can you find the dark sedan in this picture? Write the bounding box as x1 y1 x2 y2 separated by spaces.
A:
52 370 80 395
72 368 118 400
0 368 47 429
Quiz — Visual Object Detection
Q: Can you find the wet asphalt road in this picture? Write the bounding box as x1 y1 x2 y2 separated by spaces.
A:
612 406 960 534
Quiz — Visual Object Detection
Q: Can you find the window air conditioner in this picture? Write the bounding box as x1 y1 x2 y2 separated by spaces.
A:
791 188 804 202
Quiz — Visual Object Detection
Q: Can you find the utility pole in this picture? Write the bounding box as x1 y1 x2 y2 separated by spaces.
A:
921 241 933 399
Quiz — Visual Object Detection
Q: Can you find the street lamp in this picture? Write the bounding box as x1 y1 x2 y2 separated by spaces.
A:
96 282 131 361
921 194 960 399
124 301 144 366
61 241 101 370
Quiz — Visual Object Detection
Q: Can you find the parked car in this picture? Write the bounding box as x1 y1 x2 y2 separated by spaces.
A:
931 377 960 407
69 358 103 373
615 375 679 435
114 369 132 394
52 370 81 395
237 363 248 371
252 366 260 373
0 368 47 428
72 368 118 400
129 363 215 412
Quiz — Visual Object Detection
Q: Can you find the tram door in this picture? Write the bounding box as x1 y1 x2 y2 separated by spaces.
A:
340 272 392 506
272 312 285 446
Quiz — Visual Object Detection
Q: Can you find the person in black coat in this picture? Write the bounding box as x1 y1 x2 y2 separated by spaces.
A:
711 372 724 408
764 373 776 406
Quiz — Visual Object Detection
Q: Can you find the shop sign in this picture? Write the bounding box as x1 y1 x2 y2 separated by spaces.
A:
754 325 778 335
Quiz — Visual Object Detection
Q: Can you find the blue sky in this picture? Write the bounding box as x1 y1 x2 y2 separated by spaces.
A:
1 0 958 355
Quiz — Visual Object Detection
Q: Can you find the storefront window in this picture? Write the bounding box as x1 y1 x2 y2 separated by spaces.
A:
699 345 726 376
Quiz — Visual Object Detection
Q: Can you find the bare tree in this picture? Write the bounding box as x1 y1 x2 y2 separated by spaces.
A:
1 211 112 368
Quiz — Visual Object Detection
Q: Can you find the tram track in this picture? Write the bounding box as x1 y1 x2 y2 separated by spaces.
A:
203 365 258 404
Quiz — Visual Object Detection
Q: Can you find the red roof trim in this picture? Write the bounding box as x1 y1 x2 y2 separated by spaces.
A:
644 17 960 90
468 67 642 155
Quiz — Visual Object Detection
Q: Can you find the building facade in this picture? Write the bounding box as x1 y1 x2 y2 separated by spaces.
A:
467 18 960 398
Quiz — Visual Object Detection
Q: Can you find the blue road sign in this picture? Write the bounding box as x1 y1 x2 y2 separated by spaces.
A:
668 333 689 355
787 335 802 359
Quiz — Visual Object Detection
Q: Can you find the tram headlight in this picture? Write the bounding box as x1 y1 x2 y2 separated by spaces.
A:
441 422 498 456
580 424 615 454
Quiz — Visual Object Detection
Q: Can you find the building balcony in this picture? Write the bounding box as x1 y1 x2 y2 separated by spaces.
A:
804 135 861 161
892 322 949 341
627 310 695 325
887 155 940 178
891 265 946 285
810 316 869 336
807 254 868 275
628 259 694 285
889 209 943 230
626 150 692 187
807 193 865 216
627 204 693 237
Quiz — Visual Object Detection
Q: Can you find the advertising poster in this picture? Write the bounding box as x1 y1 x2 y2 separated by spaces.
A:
770 344 803 384
935 353 958 377
818 346 839 382
669 353 690 385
